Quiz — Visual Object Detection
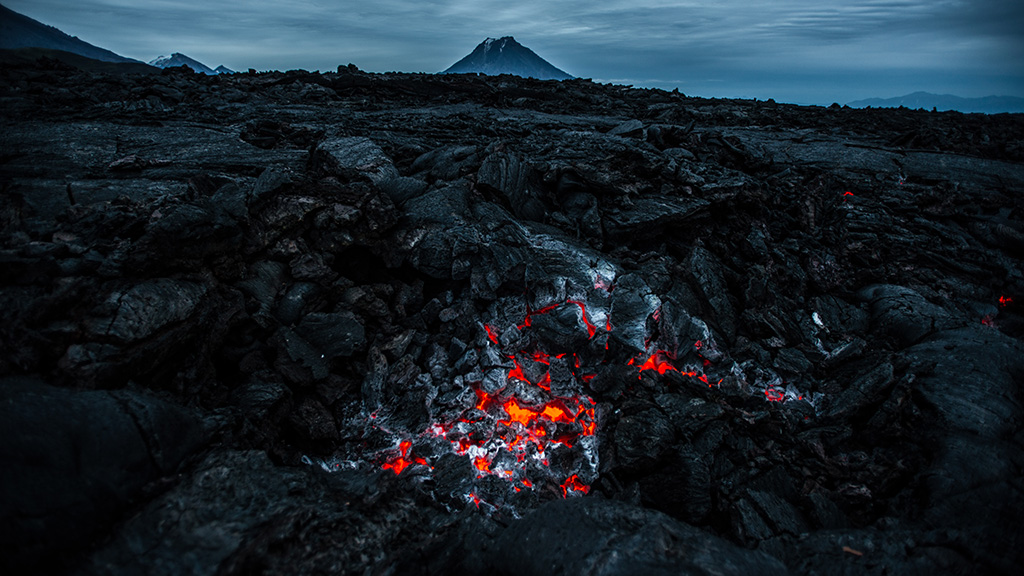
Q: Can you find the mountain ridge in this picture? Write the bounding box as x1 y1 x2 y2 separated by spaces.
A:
0 4 140 64
443 36 572 80
847 91 1024 114
149 53 232 75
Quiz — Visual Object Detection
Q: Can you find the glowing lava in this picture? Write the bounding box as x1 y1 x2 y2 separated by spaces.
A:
634 350 679 375
560 474 590 497
517 299 601 339
473 456 491 473
375 294 736 506
382 440 428 475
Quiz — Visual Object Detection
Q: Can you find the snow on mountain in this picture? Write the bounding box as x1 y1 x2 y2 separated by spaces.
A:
443 36 572 81
149 53 227 75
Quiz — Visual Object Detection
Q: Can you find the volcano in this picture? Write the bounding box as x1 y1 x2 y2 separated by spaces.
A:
149 53 225 75
443 36 573 80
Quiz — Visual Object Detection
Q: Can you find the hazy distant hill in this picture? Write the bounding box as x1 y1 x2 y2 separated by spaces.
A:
0 4 140 64
847 91 1024 114
0 47 157 74
444 36 572 80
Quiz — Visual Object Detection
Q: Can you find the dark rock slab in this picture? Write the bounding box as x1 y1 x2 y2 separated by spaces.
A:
859 284 959 346
0 378 205 574
487 498 789 576
87 279 208 342
603 195 709 240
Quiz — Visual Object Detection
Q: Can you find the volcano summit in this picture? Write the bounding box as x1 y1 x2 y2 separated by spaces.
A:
443 36 573 80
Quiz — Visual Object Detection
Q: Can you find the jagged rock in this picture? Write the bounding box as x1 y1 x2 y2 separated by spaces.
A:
612 407 674 470
603 195 709 240
859 284 959 346
294 311 366 360
87 279 208 342
2 57 1023 576
608 119 644 137
476 150 546 221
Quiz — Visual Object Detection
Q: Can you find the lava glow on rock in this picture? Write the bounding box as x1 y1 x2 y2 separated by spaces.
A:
380 298 603 503
380 440 428 475
378 296 789 508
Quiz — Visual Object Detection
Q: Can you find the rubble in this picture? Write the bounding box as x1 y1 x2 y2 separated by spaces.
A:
1 57 1023 574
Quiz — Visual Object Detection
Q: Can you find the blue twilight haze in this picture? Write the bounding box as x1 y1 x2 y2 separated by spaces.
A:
5 0 1023 105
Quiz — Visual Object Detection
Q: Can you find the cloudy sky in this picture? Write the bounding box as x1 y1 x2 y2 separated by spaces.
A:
7 0 1024 104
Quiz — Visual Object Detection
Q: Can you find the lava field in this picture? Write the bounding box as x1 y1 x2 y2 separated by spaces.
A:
2 58 1024 575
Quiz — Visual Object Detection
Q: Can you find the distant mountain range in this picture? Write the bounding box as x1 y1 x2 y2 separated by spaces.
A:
1 5 233 75
846 91 1024 114
444 36 572 80
149 53 233 75
0 3 141 63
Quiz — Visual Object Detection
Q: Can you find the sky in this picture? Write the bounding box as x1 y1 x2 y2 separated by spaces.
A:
6 0 1024 105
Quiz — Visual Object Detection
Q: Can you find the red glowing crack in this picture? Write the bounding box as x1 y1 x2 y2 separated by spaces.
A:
382 440 428 475
517 299 601 339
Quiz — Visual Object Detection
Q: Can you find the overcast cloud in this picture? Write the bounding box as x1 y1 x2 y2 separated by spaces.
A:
7 0 1023 104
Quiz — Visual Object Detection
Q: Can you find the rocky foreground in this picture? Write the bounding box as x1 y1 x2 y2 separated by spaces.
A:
2 58 1023 575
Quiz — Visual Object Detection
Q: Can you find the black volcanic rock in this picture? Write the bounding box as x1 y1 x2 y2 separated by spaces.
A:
1 56 1024 576
0 4 140 63
444 36 573 80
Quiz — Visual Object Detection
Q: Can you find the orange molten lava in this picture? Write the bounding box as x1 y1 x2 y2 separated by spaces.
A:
636 351 679 375
560 474 590 497
382 440 427 475
500 398 537 427
540 401 576 424
473 456 491 473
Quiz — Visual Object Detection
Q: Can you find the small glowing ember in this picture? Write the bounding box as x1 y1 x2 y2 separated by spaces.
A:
764 388 785 402
473 456 491 473
485 324 501 345
382 440 428 475
560 474 590 497
635 350 679 376
999 295 1013 307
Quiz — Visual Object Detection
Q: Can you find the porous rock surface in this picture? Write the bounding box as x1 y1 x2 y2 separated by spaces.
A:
2 58 1023 575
